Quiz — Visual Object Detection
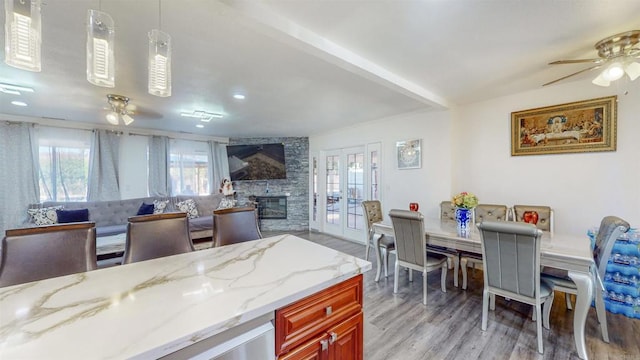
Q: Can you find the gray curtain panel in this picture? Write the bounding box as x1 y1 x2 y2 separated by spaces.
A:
148 135 171 197
208 140 230 194
0 122 39 234
88 129 121 201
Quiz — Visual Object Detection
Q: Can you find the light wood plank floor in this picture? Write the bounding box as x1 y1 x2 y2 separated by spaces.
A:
264 231 640 360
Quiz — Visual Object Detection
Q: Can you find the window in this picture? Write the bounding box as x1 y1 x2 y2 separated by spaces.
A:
37 127 91 201
169 139 209 195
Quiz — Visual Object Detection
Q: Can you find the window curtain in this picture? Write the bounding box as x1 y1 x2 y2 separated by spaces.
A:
208 140 229 194
148 135 171 197
87 130 121 201
0 122 39 234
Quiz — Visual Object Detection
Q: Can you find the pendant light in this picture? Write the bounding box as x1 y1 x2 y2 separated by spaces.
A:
4 0 42 72
86 5 115 87
148 0 171 97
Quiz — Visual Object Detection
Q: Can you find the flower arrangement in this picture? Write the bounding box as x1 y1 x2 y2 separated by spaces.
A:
452 192 478 209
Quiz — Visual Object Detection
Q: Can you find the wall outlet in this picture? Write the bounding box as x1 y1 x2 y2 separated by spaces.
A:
285 192 291 197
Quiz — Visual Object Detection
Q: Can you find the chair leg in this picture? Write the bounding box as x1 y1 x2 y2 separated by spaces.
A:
594 289 610 343
364 242 370 261
565 293 573 310
409 268 413 282
440 262 447 293
382 249 389 278
453 255 459 288
536 305 544 354
543 292 554 330
423 269 428 305
482 289 489 331
393 261 400 294
461 257 469 290
490 294 496 311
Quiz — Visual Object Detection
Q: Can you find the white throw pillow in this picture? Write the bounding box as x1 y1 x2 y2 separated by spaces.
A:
217 197 236 210
27 206 63 225
176 199 199 219
153 199 169 214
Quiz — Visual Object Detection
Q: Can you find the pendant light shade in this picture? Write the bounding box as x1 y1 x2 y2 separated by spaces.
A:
148 29 171 97
86 9 115 87
4 0 42 72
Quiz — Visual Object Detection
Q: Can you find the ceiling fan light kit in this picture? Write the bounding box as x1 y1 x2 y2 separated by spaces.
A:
546 30 640 87
4 0 42 72
86 9 115 88
106 94 135 126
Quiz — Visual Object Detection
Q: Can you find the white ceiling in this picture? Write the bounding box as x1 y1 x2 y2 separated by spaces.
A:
1 0 639 137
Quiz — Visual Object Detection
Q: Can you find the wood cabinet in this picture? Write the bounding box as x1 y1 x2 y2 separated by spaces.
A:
275 275 363 360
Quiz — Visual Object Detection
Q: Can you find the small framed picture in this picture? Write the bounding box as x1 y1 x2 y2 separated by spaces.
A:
396 139 421 169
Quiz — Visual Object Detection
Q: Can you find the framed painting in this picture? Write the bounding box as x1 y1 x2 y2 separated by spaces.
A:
396 139 421 169
511 96 617 156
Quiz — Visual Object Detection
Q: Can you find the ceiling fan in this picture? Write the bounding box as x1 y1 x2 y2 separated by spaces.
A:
105 94 136 126
543 30 640 87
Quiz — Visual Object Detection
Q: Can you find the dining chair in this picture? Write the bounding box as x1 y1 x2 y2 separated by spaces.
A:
0 222 97 288
478 220 554 354
435 201 461 287
541 215 630 343
512 205 554 234
389 209 447 305
361 200 395 282
213 206 262 247
460 204 509 290
123 212 194 264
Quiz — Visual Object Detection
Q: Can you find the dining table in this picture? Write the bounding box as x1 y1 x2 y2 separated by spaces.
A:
372 218 596 360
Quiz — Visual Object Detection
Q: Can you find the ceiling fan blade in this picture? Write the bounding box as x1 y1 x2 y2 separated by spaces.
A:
549 58 602 65
543 64 602 86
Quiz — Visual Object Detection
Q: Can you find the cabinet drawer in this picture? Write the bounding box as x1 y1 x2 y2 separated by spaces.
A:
275 275 363 356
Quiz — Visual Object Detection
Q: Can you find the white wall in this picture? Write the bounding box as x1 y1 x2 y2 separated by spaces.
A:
310 109 453 221
454 79 640 236
311 79 639 239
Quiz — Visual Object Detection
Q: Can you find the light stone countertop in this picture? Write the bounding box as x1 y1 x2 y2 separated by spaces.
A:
0 234 371 359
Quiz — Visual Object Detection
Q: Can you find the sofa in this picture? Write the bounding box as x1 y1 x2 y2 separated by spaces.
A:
26 194 225 241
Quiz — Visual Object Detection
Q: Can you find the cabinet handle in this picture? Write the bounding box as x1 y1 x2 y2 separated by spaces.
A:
328 332 338 344
320 339 329 351
325 306 332 315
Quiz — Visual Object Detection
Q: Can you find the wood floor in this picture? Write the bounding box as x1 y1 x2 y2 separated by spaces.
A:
264 231 640 360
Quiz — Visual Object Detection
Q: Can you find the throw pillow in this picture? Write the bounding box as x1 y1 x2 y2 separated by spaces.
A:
27 206 63 225
137 202 155 215
56 208 90 224
217 197 236 210
176 199 199 219
153 199 169 214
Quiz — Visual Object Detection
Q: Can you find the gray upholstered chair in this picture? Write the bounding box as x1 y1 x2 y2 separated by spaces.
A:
541 216 630 343
0 222 97 287
389 209 447 305
460 204 509 290
478 220 554 354
512 205 554 234
439 200 456 221
213 207 262 247
361 200 395 282
123 212 194 264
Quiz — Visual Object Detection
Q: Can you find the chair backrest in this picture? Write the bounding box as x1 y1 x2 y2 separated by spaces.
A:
0 222 97 287
213 207 262 247
389 209 426 267
123 212 194 264
362 200 384 240
478 221 543 299
440 201 456 221
474 204 509 223
593 216 630 280
512 205 554 233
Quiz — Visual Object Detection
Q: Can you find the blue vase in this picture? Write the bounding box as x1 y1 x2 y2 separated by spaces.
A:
455 207 473 236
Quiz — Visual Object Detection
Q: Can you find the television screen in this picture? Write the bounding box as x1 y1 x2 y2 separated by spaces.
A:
226 143 286 181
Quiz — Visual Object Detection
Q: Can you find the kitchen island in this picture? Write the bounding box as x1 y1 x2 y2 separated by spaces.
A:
0 234 371 359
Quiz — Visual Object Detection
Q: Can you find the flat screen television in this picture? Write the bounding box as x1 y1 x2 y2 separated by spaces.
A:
226 143 286 181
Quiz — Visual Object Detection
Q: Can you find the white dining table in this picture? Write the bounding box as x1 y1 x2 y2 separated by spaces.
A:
373 218 595 360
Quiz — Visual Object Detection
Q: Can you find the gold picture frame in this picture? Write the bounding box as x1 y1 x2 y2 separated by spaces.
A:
511 96 617 156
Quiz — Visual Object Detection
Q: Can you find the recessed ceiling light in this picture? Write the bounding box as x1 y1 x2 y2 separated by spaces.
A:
196 124 204 128
233 94 245 100
11 101 28 107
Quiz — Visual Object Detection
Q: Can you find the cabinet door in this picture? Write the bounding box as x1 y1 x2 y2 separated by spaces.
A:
279 334 328 360
328 312 363 360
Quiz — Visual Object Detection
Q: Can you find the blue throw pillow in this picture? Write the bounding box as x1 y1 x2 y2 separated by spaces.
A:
56 208 89 223
137 202 155 215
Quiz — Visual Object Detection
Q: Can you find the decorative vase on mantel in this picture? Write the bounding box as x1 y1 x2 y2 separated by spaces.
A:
455 207 473 236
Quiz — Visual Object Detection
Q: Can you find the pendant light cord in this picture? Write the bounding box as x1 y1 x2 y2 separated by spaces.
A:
159 0 162 30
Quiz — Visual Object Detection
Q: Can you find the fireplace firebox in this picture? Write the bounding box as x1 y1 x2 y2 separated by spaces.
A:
255 196 287 219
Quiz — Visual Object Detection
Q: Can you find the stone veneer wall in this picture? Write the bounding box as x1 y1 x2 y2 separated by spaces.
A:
228 137 309 231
